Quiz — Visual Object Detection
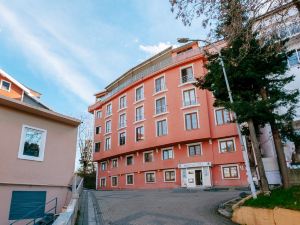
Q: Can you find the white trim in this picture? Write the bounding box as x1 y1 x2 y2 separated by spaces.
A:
133 119 146 125
145 171 156 183
213 107 233 126
125 154 134 166
18 125 47 162
161 147 174 160
155 117 168 137
218 137 236 153
163 169 176 182
186 142 202 157
111 176 118 187
95 110 102 119
111 158 118 168
105 119 112 134
135 104 145 122
100 177 106 187
153 74 167 95
183 110 200 131
154 95 167 115
135 124 145 142
134 84 145 103
181 87 198 108
118 130 126 146
119 112 126 129
178 64 195 85
0 79 11 92
220 164 240 180
143 150 154 163
100 161 107 171
118 94 127 110
105 102 112 117
104 136 111 151
126 173 134 185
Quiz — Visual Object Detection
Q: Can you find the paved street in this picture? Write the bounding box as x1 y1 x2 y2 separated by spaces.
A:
89 189 239 225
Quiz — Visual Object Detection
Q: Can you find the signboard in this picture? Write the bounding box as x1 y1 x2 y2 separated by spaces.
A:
178 162 212 169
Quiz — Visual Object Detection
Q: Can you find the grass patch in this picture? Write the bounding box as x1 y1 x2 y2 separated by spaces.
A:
244 186 300 211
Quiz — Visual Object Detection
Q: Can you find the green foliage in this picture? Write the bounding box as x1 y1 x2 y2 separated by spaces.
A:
244 186 300 210
77 170 96 189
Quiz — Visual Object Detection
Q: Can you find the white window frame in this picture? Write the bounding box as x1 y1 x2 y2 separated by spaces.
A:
161 147 174 160
126 173 134 185
95 110 102 119
154 95 167 115
111 176 118 187
18 125 47 162
218 138 236 153
154 74 166 94
95 126 101 134
119 94 127 110
119 113 126 129
105 136 111 151
186 142 202 157
179 64 195 86
183 110 200 130
94 142 101 152
101 161 107 171
105 120 112 134
181 87 198 107
135 84 145 103
143 150 154 163
100 177 106 187
126 154 134 166
106 103 112 117
163 169 176 182
221 164 240 179
155 118 168 137
0 80 11 92
135 125 145 142
135 104 144 122
145 171 156 183
118 131 126 146
214 107 232 126
111 158 118 168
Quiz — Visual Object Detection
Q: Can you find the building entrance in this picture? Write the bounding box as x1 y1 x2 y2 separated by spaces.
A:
195 169 203 186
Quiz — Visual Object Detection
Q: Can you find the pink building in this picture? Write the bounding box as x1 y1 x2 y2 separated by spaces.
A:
88 42 249 190
0 70 80 225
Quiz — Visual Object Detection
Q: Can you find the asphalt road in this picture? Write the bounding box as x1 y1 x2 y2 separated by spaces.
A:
91 189 239 225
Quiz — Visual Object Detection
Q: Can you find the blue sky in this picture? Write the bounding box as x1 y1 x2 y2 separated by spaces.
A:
0 0 206 117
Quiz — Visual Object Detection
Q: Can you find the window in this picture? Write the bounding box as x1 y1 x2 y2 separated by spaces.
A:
145 172 155 183
155 76 165 93
112 158 118 168
100 178 106 187
136 126 144 141
105 137 111 150
164 170 176 182
287 49 300 67
126 155 133 165
119 113 126 128
105 120 111 133
95 126 101 134
183 89 197 106
144 151 154 163
111 176 118 187
157 119 167 136
135 86 144 102
119 95 127 109
219 139 235 153
94 142 100 152
135 106 144 121
106 103 112 116
101 162 107 171
155 97 167 114
185 112 199 130
1 80 11 91
119 132 126 145
215 108 231 125
222 165 239 179
9 191 46 220
96 110 102 119
126 174 134 185
181 66 194 83
188 144 201 156
18 125 47 161
162 148 173 160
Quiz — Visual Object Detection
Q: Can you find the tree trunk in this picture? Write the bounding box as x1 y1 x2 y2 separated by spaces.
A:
248 118 270 193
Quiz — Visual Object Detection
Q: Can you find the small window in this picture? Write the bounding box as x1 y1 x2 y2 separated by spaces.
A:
119 113 126 128
157 119 167 136
164 170 176 182
155 76 165 93
135 106 144 121
101 162 107 171
111 176 118 187
145 172 155 183
105 120 111 133
181 66 194 83
222 165 239 179
1 80 11 91
185 112 198 130
18 125 47 161
95 126 101 134
94 142 100 152
126 174 134 185
144 151 154 163
96 111 102 119
219 139 235 153
126 155 133 166
112 158 118 168
100 178 106 187
106 103 112 116
216 108 231 125
119 132 126 146
155 97 167 114
183 89 197 106
119 95 127 109
105 137 111 150
287 49 299 67
162 148 173 160
136 126 144 141
188 144 201 156
135 86 144 102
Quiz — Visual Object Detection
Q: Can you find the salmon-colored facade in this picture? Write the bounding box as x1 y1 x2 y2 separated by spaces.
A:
89 42 248 190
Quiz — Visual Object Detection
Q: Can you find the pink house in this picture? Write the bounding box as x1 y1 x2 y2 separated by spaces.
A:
0 70 80 225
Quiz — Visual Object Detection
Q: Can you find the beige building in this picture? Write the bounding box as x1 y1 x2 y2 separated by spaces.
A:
0 70 80 224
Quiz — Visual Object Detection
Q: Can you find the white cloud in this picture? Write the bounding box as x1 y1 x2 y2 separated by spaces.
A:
139 42 178 55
